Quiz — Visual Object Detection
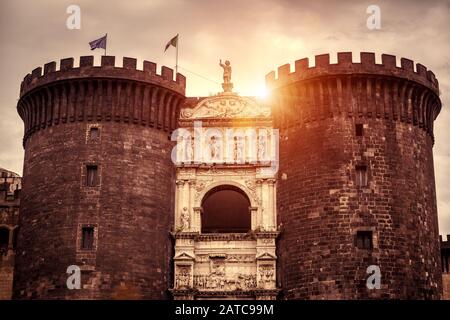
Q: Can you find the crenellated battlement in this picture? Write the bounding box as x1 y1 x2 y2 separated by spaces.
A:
17 56 187 145
266 52 439 95
266 52 442 142
21 56 186 97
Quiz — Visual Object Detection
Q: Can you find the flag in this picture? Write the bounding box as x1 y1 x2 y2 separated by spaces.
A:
164 34 178 52
89 34 107 51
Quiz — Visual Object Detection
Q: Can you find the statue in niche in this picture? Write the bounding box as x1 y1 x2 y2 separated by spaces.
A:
257 134 267 161
180 207 190 231
208 136 220 162
185 136 194 162
233 136 244 163
177 135 184 163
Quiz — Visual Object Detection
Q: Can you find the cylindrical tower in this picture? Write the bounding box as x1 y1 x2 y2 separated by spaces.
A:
266 52 442 299
14 56 185 299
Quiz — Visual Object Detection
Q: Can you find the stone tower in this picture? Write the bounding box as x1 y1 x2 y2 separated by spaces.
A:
266 52 442 299
14 56 185 299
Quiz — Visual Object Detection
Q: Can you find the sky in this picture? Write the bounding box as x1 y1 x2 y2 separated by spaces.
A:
0 0 449 236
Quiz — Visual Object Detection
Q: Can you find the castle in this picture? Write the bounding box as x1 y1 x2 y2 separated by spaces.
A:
2 51 446 299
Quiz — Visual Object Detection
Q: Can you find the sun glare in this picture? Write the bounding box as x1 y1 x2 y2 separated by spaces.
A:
254 85 269 100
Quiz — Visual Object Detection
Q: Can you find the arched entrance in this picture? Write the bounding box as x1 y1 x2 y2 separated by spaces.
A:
201 185 251 233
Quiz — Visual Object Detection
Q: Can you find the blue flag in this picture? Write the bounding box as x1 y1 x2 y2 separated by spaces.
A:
89 34 107 51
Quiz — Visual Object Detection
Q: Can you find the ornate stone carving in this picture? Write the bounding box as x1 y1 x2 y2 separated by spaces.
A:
193 274 257 291
196 168 254 176
193 180 213 200
195 254 255 263
210 257 226 276
180 94 270 119
173 86 278 299
258 265 275 289
175 266 191 289
245 180 256 193
245 179 260 205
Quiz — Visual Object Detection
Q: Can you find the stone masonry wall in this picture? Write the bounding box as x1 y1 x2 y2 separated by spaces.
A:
0 169 21 300
268 52 442 299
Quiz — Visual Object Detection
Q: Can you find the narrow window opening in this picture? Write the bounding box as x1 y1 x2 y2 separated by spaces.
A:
89 127 99 140
81 227 95 250
86 165 98 187
0 228 9 255
355 165 368 187
356 231 373 250
355 124 364 136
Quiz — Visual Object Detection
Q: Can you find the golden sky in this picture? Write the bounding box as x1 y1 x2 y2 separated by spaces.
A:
0 0 449 235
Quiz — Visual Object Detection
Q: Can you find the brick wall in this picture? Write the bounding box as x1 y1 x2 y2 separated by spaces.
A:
443 274 450 299
0 169 21 300
14 122 177 299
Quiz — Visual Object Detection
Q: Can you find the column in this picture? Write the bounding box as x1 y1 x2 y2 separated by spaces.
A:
267 179 276 231
261 180 270 230
188 180 196 232
175 180 185 229
256 179 263 230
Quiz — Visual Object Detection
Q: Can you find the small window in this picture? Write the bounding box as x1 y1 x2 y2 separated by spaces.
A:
81 227 95 250
355 124 364 136
89 127 99 140
355 165 368 187
86 165 98 187
356 231 373 250
0 228 9 255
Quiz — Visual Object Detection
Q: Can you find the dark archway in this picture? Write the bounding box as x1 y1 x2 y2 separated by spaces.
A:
201 185 251 233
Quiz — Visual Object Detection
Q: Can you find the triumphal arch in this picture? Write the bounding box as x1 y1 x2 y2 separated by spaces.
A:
170 67 279 299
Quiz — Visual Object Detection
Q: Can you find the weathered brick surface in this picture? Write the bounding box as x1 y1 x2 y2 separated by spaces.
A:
14 57 184 299
0 169 20 300
443 274 450 299
268 52 442 299
0 255 14 300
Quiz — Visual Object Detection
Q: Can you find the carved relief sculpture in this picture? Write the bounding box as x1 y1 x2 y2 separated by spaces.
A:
180 207 190 231
175 266 191 289
259 265 275 289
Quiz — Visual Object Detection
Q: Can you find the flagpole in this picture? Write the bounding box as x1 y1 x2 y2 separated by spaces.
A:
105 33 107 56
175 34 179 75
